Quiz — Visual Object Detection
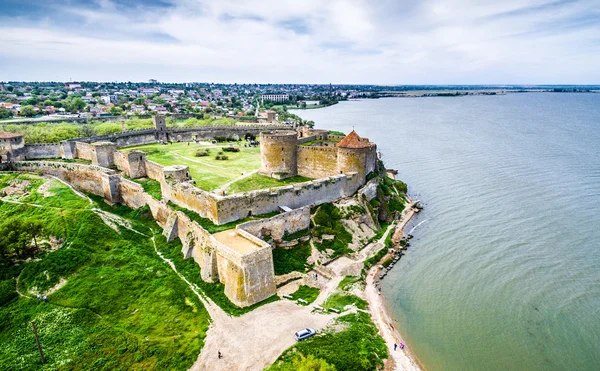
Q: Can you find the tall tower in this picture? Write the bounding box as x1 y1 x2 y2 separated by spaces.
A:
153 115 168 142
336 130 376 182
258 130 298 179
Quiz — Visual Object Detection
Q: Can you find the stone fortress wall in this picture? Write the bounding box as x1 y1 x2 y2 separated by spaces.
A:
10 160 276 307
4 118 380 307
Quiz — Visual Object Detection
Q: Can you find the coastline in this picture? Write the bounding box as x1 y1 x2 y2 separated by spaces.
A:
365 198 424 371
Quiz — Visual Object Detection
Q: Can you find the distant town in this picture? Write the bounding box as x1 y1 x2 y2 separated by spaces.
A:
0 81 598 121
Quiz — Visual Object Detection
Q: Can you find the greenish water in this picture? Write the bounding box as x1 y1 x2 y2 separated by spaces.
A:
292 93 600 370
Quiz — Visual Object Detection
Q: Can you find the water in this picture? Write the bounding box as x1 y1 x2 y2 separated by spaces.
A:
292 93 600 371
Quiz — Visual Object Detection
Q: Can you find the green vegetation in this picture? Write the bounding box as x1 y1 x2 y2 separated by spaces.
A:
154 236 279 316
267 312 387 371
363 246 389 271
127 142 262 192
131 178 162 200
2 118 153 144
323 293 368 311
312 203 353 258
323 276 368 312
282 228 311 241
227 174 313 194
328 130 345 136
0 173 210 370
168 117 237 127
168 201 278 234
289 285 320 305
272 242 312 275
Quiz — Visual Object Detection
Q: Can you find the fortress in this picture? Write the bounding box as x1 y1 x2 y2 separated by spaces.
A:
1 118 379 307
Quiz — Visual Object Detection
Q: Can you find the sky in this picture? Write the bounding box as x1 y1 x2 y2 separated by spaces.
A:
0 0 599 84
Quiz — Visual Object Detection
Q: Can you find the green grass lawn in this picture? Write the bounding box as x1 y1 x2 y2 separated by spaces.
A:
227 174 312 194
126 142 312 193
126 142 261 192
272 242 312 275
289 285 320 305
0 173 210 370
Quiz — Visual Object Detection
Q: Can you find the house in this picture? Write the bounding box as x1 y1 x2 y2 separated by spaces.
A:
65 83 82 89
0 132 24 162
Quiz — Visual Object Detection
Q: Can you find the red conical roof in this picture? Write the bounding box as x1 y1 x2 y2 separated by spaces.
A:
336 130 371 149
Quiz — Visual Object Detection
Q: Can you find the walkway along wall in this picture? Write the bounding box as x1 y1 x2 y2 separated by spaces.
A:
6 161 276 307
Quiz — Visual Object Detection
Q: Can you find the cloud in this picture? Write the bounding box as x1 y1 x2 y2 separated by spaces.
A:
0 0 598 83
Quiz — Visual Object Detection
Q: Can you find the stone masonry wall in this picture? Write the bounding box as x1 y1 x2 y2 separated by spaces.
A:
74 142 94 161
297 146 339 179
237 206 310 241
214 173 362 224
23 144 62 159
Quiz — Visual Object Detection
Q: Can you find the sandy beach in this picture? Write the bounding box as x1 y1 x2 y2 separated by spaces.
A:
365 199 423 371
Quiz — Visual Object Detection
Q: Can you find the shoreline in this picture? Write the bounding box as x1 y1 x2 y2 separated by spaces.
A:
365 197 424 371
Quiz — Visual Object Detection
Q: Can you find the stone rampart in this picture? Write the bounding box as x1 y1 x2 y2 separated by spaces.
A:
22 144 62 159
214 173 362 224
237 206 310 241
297 145 339 179
5 161 275 307
74 142 94 161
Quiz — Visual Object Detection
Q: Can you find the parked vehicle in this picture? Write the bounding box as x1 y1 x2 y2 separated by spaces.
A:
294 328 316 341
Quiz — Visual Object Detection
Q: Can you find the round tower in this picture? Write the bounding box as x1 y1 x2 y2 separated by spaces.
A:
336 130 376 182
259 130 298 179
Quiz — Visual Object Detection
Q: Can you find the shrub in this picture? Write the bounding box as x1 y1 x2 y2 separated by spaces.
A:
195 149 210 157
222 147 240 153
215 155 229 160
272 242 311 275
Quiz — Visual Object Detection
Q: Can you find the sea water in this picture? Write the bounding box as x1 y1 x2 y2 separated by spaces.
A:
292 93 600 370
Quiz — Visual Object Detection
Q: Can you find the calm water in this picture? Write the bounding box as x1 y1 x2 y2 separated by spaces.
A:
292 93 600 371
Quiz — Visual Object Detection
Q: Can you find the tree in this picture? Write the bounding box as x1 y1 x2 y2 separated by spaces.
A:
20 105 37 117
66 97 86 113
26 97 39 106
0 107 12 119
110 106 123 116
43 99 54 107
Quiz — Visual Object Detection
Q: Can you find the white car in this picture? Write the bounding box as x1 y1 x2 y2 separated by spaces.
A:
294 328 317 341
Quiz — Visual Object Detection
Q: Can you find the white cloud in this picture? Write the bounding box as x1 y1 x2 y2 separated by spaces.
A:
0 0 598 83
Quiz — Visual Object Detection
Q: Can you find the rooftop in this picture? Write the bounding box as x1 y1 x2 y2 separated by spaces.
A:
212 229 262 255
336 130 371 149
0 132 23 139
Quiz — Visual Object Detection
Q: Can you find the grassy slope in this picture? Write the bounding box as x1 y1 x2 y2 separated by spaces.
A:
227 174 312 194
0 173 210 370
267 312 387 371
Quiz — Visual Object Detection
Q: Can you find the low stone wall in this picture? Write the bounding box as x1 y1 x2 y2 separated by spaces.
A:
11 161 120 203
237 206 310 241
23 144 62 159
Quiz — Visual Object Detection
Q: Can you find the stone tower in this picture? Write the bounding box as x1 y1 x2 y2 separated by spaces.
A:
336 130 377 182
153 115 168 142
259 130 298 179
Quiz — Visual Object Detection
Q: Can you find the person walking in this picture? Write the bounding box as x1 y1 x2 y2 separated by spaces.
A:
218 351 222 359
394 343 398 351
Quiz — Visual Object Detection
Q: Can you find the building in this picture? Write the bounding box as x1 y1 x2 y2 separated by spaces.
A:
300 100 320 106
259 129 377 182
149 79 158 84
65 83 82 89
0 132 25 162
261 94 289 103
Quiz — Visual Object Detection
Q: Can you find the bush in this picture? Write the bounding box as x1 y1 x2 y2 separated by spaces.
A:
222 147 240 152
0 280 17 306
272 242 311 275
195 149 210 157
215 155 229 160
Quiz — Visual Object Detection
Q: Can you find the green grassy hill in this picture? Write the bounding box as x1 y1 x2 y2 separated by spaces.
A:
0 173 209 370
